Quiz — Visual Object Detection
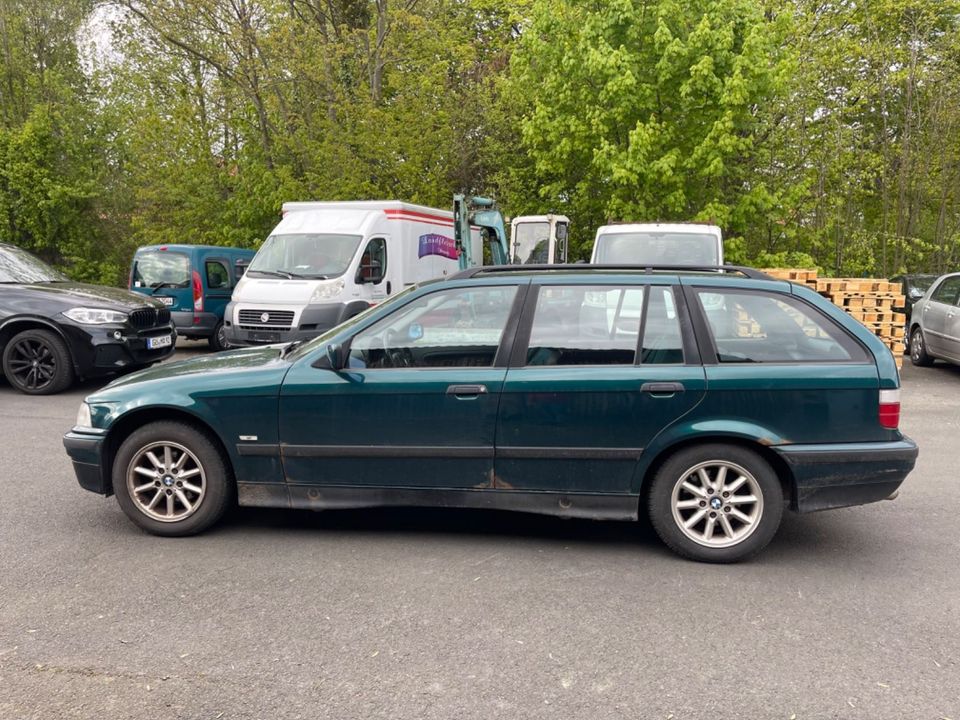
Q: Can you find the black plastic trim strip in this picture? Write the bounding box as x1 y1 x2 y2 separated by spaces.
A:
497 446 644 460
282 444 495 459
236 444 281 457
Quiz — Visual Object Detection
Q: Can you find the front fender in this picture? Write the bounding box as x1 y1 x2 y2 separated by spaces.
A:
630 419 789 493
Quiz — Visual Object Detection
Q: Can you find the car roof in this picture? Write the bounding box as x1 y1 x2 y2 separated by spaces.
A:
135 244 255 255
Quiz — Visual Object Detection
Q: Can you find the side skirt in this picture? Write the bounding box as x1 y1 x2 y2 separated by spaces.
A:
236 483 638 521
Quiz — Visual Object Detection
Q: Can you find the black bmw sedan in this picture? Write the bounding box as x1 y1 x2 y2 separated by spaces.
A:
0 243 176 394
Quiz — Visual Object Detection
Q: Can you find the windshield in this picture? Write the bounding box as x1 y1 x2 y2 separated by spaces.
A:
132 251 190 289
248 233 362 279
285 283 421 361
512 222 551 264
594 232 719 266
0 245 68 283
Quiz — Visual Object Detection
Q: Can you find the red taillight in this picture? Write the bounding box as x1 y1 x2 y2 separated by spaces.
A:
879 388 900 429
192 270 203 312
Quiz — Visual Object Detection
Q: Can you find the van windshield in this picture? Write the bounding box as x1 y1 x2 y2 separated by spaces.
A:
248 234 362 279
132 251 190 289
594 232 719 266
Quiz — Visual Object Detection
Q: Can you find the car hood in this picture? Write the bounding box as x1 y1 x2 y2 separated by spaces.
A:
12 281 165 310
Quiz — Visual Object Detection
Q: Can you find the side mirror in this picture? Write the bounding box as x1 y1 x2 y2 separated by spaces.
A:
314 342 345 371
235 259 249 279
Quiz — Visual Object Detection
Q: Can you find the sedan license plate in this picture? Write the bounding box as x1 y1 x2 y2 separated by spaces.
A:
157 296 175 306
147 335 173 350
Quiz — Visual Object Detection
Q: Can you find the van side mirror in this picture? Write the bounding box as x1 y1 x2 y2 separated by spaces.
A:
235 259 249 280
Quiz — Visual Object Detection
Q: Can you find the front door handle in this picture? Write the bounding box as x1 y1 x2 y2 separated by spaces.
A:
446 384 488 398
641 382 685 396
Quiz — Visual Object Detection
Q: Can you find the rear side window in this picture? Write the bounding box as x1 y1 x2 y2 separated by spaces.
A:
526 285 644 366
931 277 960 305
696 289 866 363
642 287 684 364
205 260 230 289
133 252 190 289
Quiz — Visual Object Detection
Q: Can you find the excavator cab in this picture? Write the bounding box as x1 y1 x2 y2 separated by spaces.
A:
510 215 570 265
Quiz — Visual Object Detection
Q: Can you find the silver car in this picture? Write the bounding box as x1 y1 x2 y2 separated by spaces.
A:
910 272 960 366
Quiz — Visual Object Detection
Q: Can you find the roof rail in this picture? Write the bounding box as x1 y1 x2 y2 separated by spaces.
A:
449 264 775 281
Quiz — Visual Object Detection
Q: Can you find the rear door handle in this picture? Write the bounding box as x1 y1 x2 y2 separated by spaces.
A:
641 382 685 396
446 384 488 398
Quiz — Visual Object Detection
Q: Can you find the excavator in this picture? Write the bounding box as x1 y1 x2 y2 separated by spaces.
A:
452 194 570 270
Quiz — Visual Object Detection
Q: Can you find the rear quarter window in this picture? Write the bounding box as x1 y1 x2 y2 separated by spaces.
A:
695 289 868 363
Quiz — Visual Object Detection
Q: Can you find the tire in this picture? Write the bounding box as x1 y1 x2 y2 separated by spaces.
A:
1 328 75 395
208 321 231 352
112 421 233 536
910 327 934 366
647 444 784 563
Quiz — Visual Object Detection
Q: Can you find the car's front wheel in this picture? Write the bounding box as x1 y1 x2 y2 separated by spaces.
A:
1 328 75 395
648 444 783 563
112 421 232 536
910 327 934 366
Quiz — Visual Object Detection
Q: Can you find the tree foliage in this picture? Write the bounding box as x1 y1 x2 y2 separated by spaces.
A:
1 0 960 280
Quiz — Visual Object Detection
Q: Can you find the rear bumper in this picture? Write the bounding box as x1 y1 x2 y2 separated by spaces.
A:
172 310 218 337
63 431 110 495
774 438 919 513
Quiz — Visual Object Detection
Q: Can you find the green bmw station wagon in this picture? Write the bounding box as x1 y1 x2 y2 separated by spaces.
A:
64 266 918 562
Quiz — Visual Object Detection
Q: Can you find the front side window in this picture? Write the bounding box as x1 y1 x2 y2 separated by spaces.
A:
248 234 362 279
931 277 960 306
349 286 518 369
357 238 386 283
205 260 230 289
697 289 864 363
526 285 644 366
132 252 190 289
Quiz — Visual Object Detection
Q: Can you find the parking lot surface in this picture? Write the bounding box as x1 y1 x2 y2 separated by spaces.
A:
1 345 958 719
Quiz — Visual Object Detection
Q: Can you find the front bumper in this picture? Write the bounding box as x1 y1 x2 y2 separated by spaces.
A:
224 301 370 347
63 322 177 378
63 430 110 495
774 438 919 513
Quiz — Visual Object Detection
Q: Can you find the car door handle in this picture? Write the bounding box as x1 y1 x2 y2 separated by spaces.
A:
641 382 685 396
446 384 488 398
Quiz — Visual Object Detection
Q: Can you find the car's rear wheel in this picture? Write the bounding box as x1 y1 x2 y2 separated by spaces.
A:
1 328 74 395
208 321 231 352
910 327 934 366
112 421 232 536
648 444 783 563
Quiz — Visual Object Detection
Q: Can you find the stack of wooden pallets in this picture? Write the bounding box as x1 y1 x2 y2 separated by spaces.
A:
761 268 906 368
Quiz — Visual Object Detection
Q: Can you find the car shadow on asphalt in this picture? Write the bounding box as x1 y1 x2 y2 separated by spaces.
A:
212 503 889 565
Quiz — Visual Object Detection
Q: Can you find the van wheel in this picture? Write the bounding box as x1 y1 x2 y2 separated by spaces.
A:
648 444 783 563
910 327 933 366
112 421 233 536
2 328 74 395
209 322 230 352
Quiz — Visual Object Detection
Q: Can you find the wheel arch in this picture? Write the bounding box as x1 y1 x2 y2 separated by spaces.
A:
0 317 78 373
104 407 235 491
636 435 797 511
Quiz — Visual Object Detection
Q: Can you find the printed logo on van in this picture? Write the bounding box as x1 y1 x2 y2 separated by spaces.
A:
418 234 458 261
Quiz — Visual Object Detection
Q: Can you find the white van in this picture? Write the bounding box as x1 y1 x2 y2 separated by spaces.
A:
590 223 723 267
224 201 482 346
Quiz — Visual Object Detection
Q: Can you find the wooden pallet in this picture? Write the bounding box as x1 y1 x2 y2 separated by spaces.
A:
762 268 907 366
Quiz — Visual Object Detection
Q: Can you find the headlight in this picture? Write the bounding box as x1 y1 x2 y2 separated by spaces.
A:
75 402 92 429
64 308 129 325
310 279 345 304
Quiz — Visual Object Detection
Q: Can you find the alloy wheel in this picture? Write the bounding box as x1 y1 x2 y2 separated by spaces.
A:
126 441 206 522
911 330 923 363
670 460 764 548
6 338 57 391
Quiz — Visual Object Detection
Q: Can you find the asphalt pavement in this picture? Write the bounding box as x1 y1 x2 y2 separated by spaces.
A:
1 342 958 719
